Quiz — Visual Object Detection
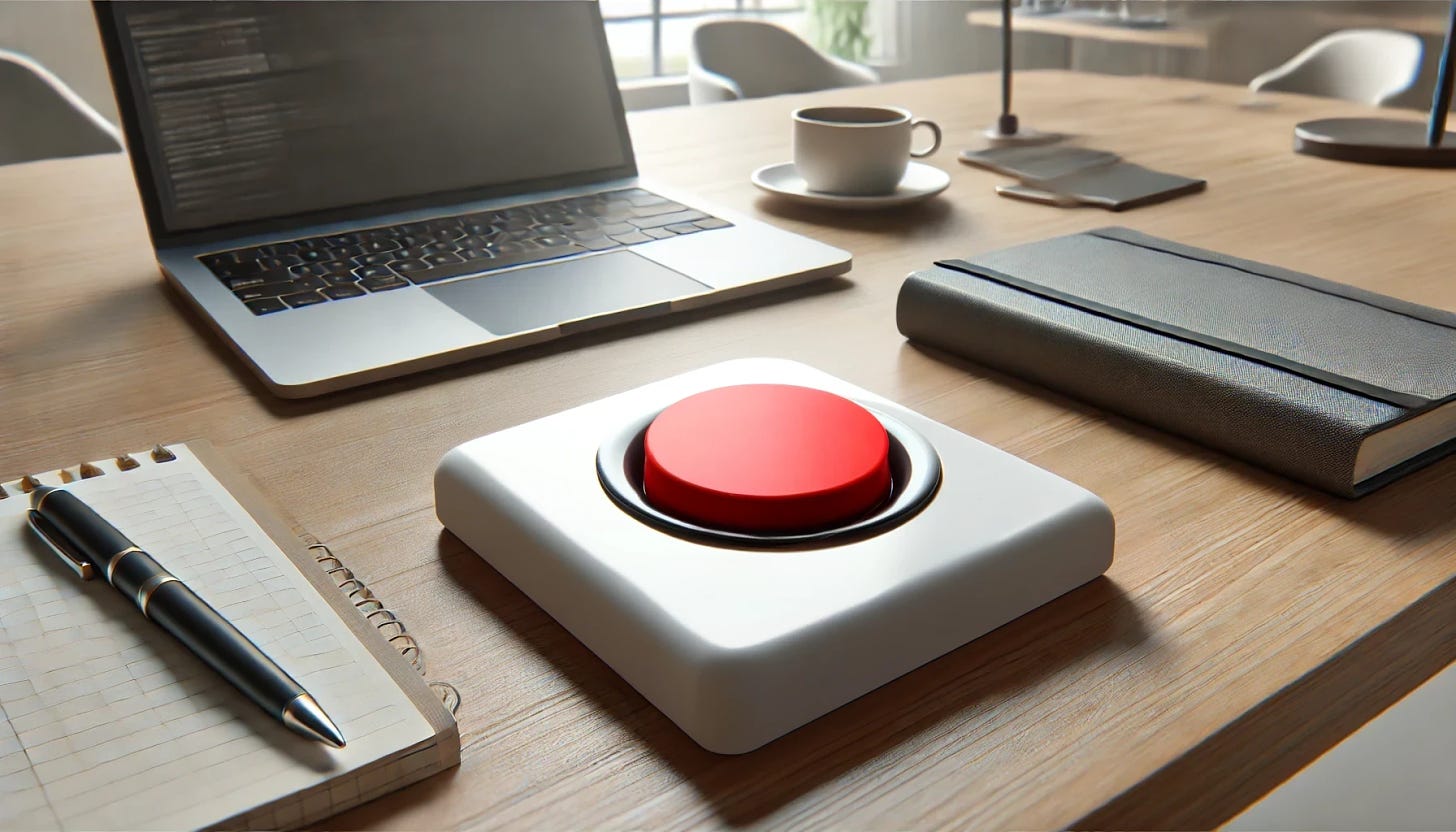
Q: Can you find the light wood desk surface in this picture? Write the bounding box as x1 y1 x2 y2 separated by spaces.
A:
3 71 1455 828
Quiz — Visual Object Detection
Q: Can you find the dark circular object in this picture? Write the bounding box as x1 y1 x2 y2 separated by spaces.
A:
642 385 892 533
596 396 942 548
1293 118 1456 168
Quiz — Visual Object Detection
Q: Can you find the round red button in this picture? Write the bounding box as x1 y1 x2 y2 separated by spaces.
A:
641 384 892 533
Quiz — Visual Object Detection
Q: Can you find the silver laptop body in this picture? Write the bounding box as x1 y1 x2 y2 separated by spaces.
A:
96 1 849 397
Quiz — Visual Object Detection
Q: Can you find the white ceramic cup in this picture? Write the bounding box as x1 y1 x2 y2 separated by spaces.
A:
792 106 942 196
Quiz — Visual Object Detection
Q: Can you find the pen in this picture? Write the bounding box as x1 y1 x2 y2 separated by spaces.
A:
27 485 346 748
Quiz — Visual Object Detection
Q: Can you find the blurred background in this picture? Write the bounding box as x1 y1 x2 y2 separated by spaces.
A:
1 0 1450 122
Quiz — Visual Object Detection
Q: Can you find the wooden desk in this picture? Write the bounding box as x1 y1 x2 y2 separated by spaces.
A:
3 71 1455 828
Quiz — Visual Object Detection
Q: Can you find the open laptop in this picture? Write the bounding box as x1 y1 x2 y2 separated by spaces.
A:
94 1 850 398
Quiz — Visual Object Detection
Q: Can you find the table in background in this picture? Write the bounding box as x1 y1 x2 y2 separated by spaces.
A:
965 8 1216 49
3 71 1455 829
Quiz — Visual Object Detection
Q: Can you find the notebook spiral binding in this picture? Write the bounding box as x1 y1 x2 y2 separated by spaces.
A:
303 536 462 716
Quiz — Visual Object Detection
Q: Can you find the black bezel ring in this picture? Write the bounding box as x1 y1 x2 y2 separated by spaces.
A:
595 403 943 548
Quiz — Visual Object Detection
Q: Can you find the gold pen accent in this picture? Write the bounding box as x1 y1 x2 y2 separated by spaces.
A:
18 475 42 493
59 469 76 484
0 483 8 499
27 512 98 580
105 546 144 585
79 462 105 479
136 574 180 615
115 454 140 471
150 444 177 463
32 487 58 513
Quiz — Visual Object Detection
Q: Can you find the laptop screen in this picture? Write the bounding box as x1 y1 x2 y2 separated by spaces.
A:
101 1 635 237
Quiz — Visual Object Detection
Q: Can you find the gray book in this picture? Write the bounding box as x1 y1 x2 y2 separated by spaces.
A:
896 227 1456 497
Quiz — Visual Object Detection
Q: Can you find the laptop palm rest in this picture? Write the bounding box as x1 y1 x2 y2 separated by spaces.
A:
424 250 710 336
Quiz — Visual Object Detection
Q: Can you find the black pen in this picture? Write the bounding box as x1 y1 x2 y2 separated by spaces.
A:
27 485 346 748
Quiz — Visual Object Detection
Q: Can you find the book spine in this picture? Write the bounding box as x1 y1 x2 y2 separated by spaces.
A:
896 268 1368 497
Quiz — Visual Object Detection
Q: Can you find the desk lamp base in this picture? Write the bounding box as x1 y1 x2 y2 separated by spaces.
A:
1294 118 1456 167
983 114 1064 147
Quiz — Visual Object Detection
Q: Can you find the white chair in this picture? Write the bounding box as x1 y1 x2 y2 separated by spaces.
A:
689 19 879 106
0 48 122 166
1248 29 1424 107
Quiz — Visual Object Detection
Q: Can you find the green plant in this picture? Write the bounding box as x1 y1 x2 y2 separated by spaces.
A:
810 0 872 62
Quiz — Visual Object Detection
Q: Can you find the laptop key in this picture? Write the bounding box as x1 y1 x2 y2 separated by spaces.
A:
630 210 708 230
665 223 702 235
281 290 328 308
630 202 689 218
221 267 293 290
695 218 732 230
292 275 328 292
610 231 653 245
574 236 621 252
393 259 431 274
326 244 364 259
535 235 570 247
234 282 294 302
323 272 360 285
405 244 583 285
644 228 676 240
322 284 367 300
424 252 463 266
355 264 397 280
245 298 287 315
360 275 409 292
599 222 635 236
355 252 394 266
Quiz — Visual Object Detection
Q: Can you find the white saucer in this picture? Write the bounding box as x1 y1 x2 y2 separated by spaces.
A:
751 161 950 209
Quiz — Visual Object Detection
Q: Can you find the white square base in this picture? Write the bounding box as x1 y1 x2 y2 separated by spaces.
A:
436 359 1113 753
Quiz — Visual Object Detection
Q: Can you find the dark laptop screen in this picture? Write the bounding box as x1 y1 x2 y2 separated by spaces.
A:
103 1 634 236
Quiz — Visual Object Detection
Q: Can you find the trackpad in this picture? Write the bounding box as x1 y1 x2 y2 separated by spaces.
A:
424 251 709 335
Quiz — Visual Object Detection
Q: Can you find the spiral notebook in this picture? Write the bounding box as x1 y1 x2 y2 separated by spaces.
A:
0 442 460 830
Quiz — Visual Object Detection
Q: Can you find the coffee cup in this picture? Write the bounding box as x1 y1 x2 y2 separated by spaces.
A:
792 106 942 196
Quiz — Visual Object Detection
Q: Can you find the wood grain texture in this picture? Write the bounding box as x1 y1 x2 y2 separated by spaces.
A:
3 71 1455 829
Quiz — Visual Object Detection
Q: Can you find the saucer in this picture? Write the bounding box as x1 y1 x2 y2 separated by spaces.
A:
751 161 950 209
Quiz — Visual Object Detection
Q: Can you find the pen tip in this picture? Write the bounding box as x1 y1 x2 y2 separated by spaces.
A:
283 694 347 748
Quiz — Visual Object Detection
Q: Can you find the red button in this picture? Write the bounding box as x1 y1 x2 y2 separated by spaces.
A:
642 384 891 533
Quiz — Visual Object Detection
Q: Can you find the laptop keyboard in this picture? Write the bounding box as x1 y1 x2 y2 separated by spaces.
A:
197 188 733 316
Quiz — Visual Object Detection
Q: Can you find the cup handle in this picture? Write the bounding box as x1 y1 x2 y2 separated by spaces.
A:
910 119 942 158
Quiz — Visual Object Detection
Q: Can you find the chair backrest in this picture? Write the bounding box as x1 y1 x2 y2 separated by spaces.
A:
0 49 122 166
1248 29 1424 107
689 19 878 105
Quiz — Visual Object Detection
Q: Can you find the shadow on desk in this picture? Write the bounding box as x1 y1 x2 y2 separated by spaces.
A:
752 192 956 236
438 529 1146 824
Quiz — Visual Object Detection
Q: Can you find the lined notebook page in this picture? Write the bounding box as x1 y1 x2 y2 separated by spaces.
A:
0 446 434 830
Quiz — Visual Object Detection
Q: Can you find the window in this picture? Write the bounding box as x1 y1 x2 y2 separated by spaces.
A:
602 0 808 80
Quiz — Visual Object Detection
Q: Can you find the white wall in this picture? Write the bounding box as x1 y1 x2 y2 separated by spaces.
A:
0 0 117 124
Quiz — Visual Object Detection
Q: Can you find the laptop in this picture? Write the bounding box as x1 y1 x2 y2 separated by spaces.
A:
93 1 850 398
